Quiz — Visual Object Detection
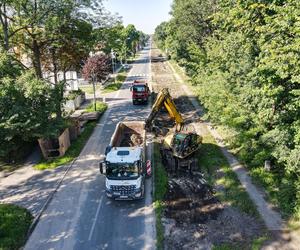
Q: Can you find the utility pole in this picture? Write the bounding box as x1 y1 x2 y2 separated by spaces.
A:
111 49 115 83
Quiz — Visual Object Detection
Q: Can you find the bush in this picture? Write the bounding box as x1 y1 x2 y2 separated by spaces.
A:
67 89 84 100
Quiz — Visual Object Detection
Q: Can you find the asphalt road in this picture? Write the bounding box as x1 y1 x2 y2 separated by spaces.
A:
25 45 156 250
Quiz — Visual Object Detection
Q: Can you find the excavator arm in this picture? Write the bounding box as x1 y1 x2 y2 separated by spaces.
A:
145 88 184 131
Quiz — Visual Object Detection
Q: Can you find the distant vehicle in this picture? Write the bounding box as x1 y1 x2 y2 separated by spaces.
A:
99 121 151 200
130 80 151 105
122 64 130 70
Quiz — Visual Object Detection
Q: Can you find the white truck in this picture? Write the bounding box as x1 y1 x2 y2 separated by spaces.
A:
99 121 151 200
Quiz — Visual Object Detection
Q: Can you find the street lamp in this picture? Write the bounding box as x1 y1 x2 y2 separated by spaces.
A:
111 49 116 82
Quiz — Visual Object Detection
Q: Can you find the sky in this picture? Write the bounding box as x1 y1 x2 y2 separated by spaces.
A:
103 0 173 34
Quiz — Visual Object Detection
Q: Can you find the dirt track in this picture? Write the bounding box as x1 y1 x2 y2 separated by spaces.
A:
151 47 266 249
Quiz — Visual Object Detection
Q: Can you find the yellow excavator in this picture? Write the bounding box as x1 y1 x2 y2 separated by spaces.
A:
145 88 202 171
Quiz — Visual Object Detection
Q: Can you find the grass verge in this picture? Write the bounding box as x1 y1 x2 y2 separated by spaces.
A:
79 84 101 94
102 71 127 94
169 60 190 82
35 104 107 170
212 236 267 250
0 204 33 250
153 142 168 250
249 167 300 229
198 133 260 218
85 101 108 113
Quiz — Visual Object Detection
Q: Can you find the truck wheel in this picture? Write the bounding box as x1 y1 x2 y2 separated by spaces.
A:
132 100 136 105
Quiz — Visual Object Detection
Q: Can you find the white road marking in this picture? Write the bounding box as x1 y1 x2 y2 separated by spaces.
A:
88 195 104 241
128 74 148 77
149 41 152 90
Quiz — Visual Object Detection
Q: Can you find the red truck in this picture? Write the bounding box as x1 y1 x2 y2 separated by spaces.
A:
130 80 151 105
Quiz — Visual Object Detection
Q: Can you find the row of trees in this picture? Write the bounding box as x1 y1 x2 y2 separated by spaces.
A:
94 24 148 64
155 0 300 217
0 0 147 161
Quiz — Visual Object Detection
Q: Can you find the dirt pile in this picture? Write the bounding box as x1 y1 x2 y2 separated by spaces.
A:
165 173 218 224
120 134 143 147
162 172 263 249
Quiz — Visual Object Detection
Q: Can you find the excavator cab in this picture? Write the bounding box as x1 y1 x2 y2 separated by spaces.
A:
172 132 202 158
164 131 202 159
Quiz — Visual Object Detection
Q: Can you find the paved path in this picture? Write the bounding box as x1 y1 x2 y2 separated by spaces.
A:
24 46 155 250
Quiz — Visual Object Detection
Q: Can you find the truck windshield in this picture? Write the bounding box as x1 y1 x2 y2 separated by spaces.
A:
106 163 139 179
133 86 146 92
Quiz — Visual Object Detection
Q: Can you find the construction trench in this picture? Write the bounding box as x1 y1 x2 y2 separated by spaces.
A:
150 47 266 249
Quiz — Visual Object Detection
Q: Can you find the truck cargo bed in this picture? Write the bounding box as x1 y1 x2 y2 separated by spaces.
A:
110 121 145 147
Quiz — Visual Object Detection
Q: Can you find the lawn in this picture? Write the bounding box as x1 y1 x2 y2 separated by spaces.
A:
0 204 33 250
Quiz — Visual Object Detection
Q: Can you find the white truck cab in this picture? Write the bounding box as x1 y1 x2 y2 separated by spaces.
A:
101 147 145 199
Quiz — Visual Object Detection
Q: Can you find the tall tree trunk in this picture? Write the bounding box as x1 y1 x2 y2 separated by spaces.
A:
0 3 9 50
3 24 9 50
32 39 43 78
51 48 58 84
57 82 64 119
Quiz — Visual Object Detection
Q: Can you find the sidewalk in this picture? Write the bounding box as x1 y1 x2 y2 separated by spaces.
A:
0 149 69 217
0 146 40 180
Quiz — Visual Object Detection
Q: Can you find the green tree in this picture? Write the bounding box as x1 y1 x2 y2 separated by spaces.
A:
0 52 61 160
123 24 140 57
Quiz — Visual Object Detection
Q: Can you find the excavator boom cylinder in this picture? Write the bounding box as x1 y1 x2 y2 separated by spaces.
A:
145 88 184 130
